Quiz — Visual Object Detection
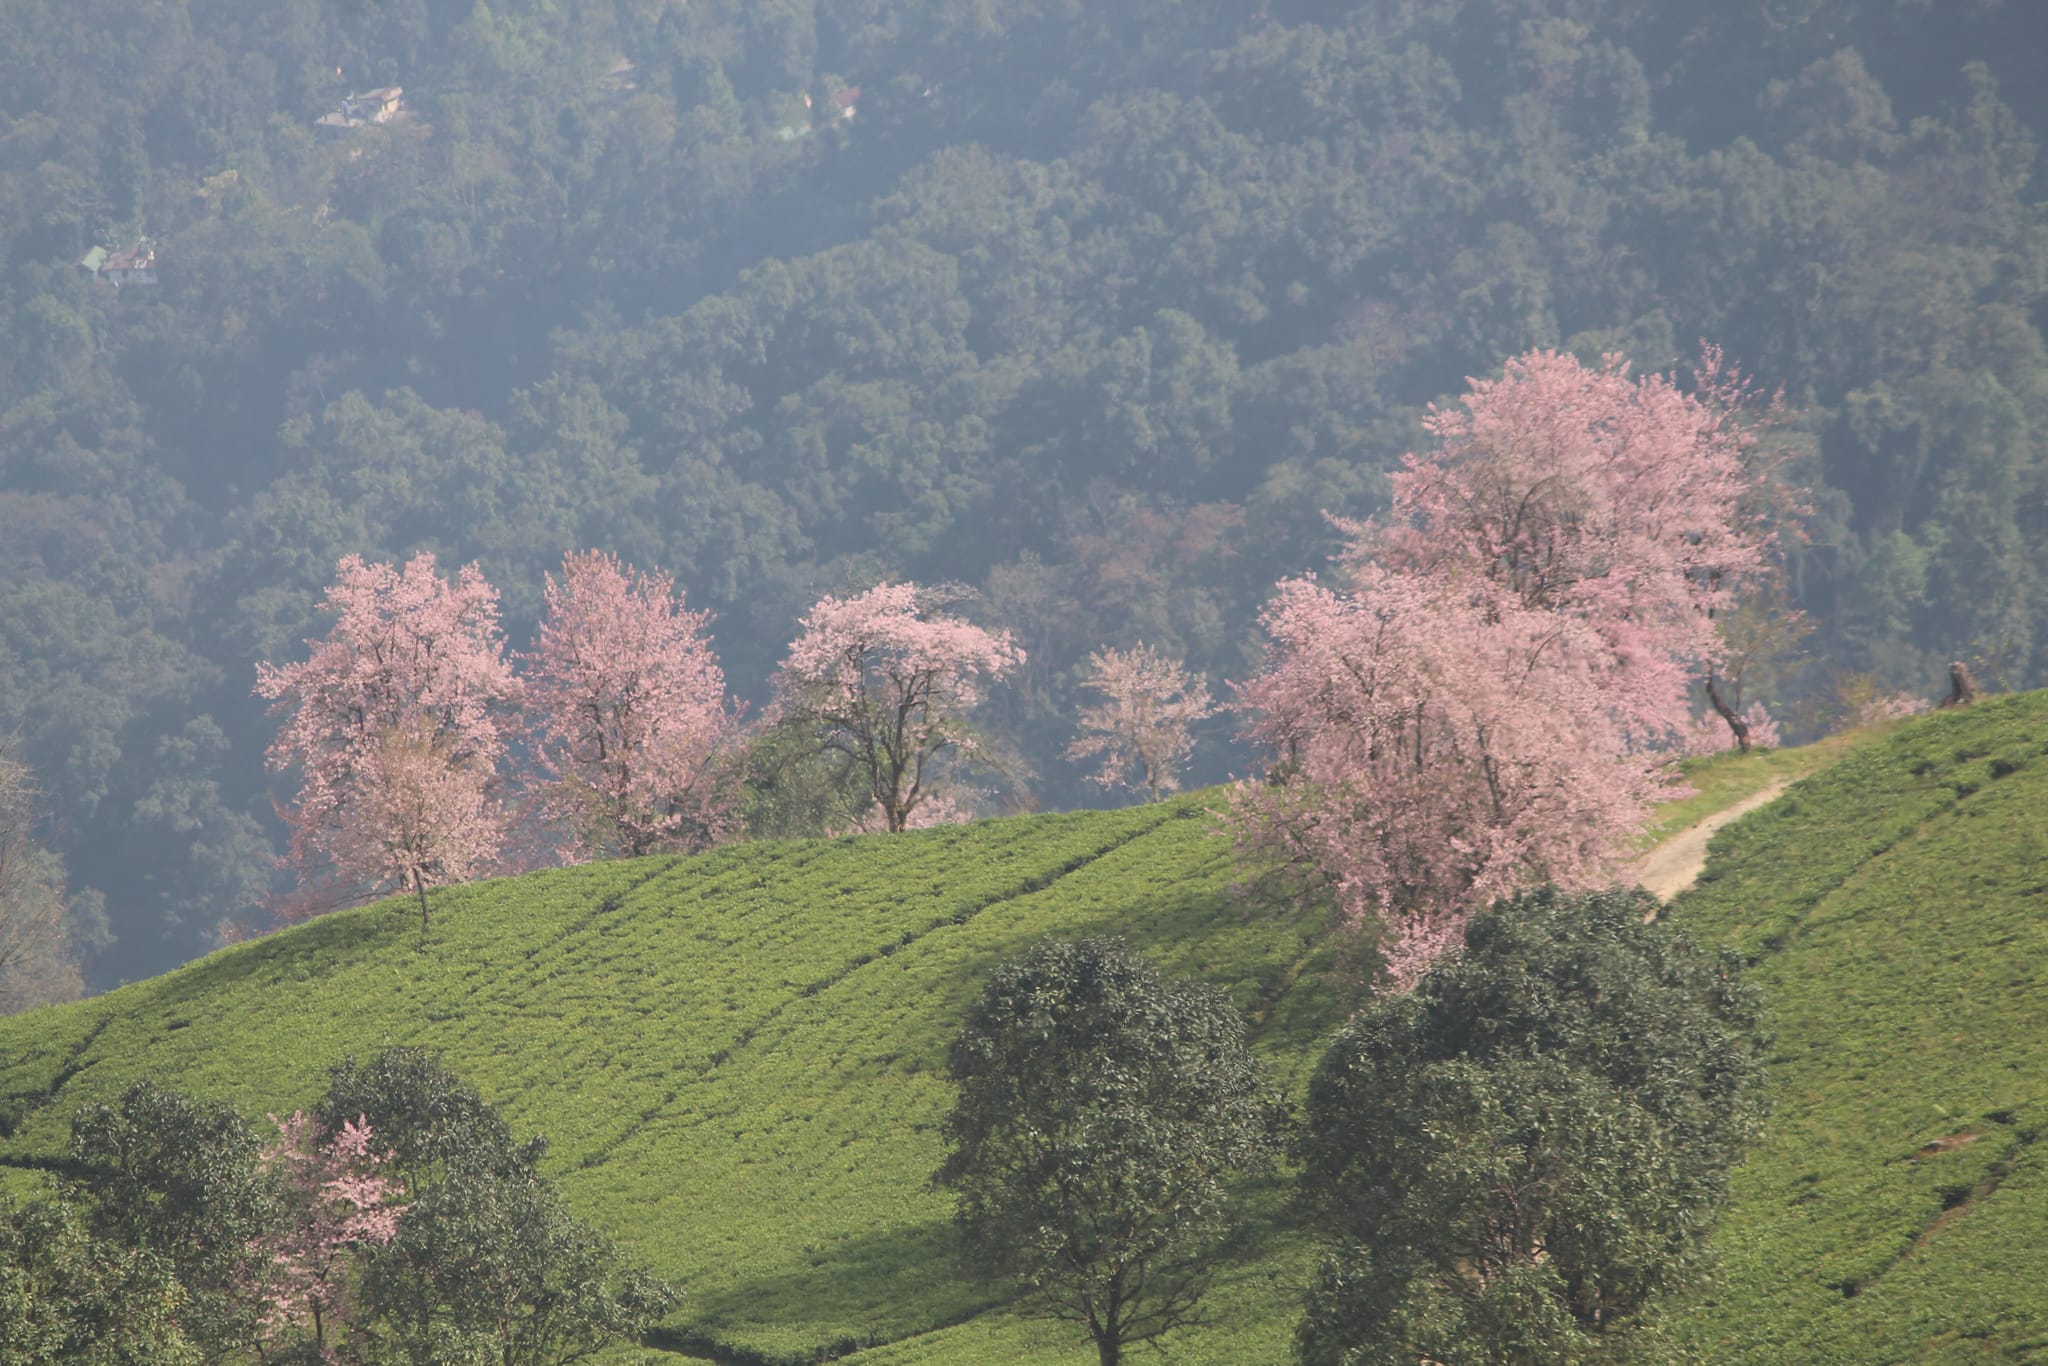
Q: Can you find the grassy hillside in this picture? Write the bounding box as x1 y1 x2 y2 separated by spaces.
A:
0 797 1353 1363
4 697 2047 1361
1660 691 2048 1361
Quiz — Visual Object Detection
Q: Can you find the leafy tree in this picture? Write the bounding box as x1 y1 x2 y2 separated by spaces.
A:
318 1047 530 1195
773 582 1021 831
320 1046 676 1364
523 550 740 859
735 714 876 841
1295 887 1768 1365
936 936 1273 1366
0 1195 197 1365
360 1140 677 1365
255 553 521 929
67 1079 278 1360
1065 644 1215 801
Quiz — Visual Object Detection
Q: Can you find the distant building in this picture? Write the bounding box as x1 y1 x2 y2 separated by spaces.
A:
316 86 405 135
78 242 156 286
830 86 861 119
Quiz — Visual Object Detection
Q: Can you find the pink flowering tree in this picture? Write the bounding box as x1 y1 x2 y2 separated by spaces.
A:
523 551 741 860
255 553 519 929
1237 348 1791 985
1066 644 1216 801
774 583 1021 833
1369 348 1781 742
1237 568 1661 987
257 1111 403 1360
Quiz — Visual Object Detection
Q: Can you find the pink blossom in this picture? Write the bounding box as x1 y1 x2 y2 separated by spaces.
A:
523 551 742 859
1236 349 1791 986
256 1111 402 1359
256 554 518 925
775 583 1021 832
1066 644 1216 801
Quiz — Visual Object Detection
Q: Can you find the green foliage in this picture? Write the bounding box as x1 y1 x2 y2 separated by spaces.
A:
317 1044 675 1362
0 1195 197 1365
936 936 1274 1364
0 801 1348 1361
1296 887 1768 1364
319 1046 530 1193
65 1079 276 1358
738 714 887 840
363 1147 680 1365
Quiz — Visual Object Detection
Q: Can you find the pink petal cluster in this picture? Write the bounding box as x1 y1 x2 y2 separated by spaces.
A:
1852 690 1931 727
1366 348 1777 741
1066 644 1216 801
524 550 741 859
1237 349 1787 987
776 582 1021 832
257 1110 402 1358
255 553 518 917
1238 568 1661 987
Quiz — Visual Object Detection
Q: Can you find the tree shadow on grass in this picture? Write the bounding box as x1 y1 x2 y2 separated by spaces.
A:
658 1184 1309 1365
651 1218 1005 1364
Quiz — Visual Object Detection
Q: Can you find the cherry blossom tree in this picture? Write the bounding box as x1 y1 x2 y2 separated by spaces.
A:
1066 645 1216 801
774 583 1021 833
257 1111 403 1361
523 550 740 860
1367 347 1781 741
1237 349 1790 985
1237 569 1659 987
256 553 519 927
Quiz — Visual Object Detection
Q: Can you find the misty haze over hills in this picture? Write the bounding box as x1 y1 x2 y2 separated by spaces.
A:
1 0 2044 987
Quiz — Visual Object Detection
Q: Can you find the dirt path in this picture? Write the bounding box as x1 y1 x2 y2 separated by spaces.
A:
1626 778 1790 909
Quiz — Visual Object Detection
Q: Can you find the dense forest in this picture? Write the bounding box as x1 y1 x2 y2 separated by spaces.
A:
1 0 2044 987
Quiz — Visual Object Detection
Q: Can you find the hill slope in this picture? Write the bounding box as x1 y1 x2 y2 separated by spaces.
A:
4 697 2048 1361
0 798 1349 1362
1660 691 2048 1361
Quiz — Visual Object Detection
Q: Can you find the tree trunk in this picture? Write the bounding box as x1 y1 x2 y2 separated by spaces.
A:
1095 1329 1120 1366
1705 674 1750 753
417 881 431 933
1941 661 1980 709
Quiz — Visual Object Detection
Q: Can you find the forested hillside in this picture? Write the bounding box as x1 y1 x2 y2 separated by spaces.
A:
3 0 2045 984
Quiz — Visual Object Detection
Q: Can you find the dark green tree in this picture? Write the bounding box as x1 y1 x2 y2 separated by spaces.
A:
66 1079 278 1361
0 1195 198 1365
935 936 1274 1366
359 1146 678 1365
1295 887 1769 1365
322 1047 678 1364
319 1046 531 1195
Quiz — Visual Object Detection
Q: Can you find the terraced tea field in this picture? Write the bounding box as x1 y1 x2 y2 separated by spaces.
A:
1660 691 2048 1361
0 798 1351 1362
5 694 2047 1361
